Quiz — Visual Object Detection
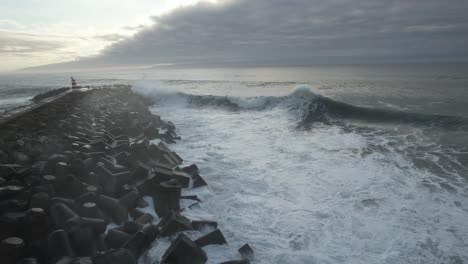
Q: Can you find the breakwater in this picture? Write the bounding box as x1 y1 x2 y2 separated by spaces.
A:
0 85 252 264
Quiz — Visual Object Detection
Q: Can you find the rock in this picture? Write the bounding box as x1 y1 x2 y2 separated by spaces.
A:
131 162 151 180
30 192 50 210
181 164 199 176
50 203 107 234
78 202 107 222
160 234 207 264
0 150 8 163
105 229 132 249
12 151 30 165
123 224 159 259
96 163 131 196
75 192 97 206
192 173 208 188
57 174 84 198
0 185 24 199
71 257 93 264
194 229 227 247
0 199 28 213
83 184 99 194
31 161 46 175
153 180 181 218
238 244 254 261
181 195 201 202
23 208 48 241
171 169 190 188
51 197 75 209
47 230 75 262
0 237 26 264
123 213 153 234
0 212 26 240
55 162 69 178
220 260 250 264
92 248 137 264
152 165 173 184
158 211 193 237
0 164 30 180
18 258 40 264
97 191 138 224
191 220 218 231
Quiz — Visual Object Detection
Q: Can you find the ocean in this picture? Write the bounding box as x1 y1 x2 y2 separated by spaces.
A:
1 64 468 263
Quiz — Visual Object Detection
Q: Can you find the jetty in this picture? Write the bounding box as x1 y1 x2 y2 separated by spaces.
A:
0 85 253 264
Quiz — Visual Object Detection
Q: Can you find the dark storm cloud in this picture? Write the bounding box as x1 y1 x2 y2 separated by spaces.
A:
41 0 468 68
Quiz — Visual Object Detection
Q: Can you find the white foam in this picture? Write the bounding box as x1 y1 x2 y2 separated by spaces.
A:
145 97 468 263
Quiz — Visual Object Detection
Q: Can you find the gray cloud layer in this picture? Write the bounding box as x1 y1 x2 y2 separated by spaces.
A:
36 0 468 69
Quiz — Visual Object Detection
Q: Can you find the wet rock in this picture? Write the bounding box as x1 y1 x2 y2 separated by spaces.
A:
0 185 24 199
43 154 67 174
238 244 254 261
181 164 199 176
153 180 181 218
97 191 138 224
48 229 76 261
0 237 26 264
181 195 201 202
191 220 218 231
18 258 40 264
50 197 75 209
92 248 137 264
142 122 159 139
78 202 107 222
158 211 193 237
0 150 8 163
50 203 107 234
0 211 26 240
123 213 153 234
57 174 84 198
152 165 174 184
12 151 30 165
74 193 97 208
30 192 50 210
0 199 28 213
131 162 152 180
123 224 159 259
83 184 99 194
160 234 207 264
55 162 69 178
194 229 227 247
71 257 93 264
105 229 133 249
23 208 48 241
96 163 131 196
0 164 30 179
171 169 190 188
192 173 208 188
220 260 250 264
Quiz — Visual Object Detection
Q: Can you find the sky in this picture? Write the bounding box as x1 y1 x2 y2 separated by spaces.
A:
1 0 468 72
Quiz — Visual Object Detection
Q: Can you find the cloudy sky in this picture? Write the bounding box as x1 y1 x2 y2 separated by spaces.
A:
2 0 468 72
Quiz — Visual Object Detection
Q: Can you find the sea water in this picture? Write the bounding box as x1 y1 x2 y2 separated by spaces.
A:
1 65 468 263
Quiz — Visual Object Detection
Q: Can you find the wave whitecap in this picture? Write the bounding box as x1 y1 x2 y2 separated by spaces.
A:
132 83 468 128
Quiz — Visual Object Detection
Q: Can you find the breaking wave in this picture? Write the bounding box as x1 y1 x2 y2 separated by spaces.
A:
132 84 468 129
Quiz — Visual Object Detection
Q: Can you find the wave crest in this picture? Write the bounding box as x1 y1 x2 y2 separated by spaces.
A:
132 82 468 128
